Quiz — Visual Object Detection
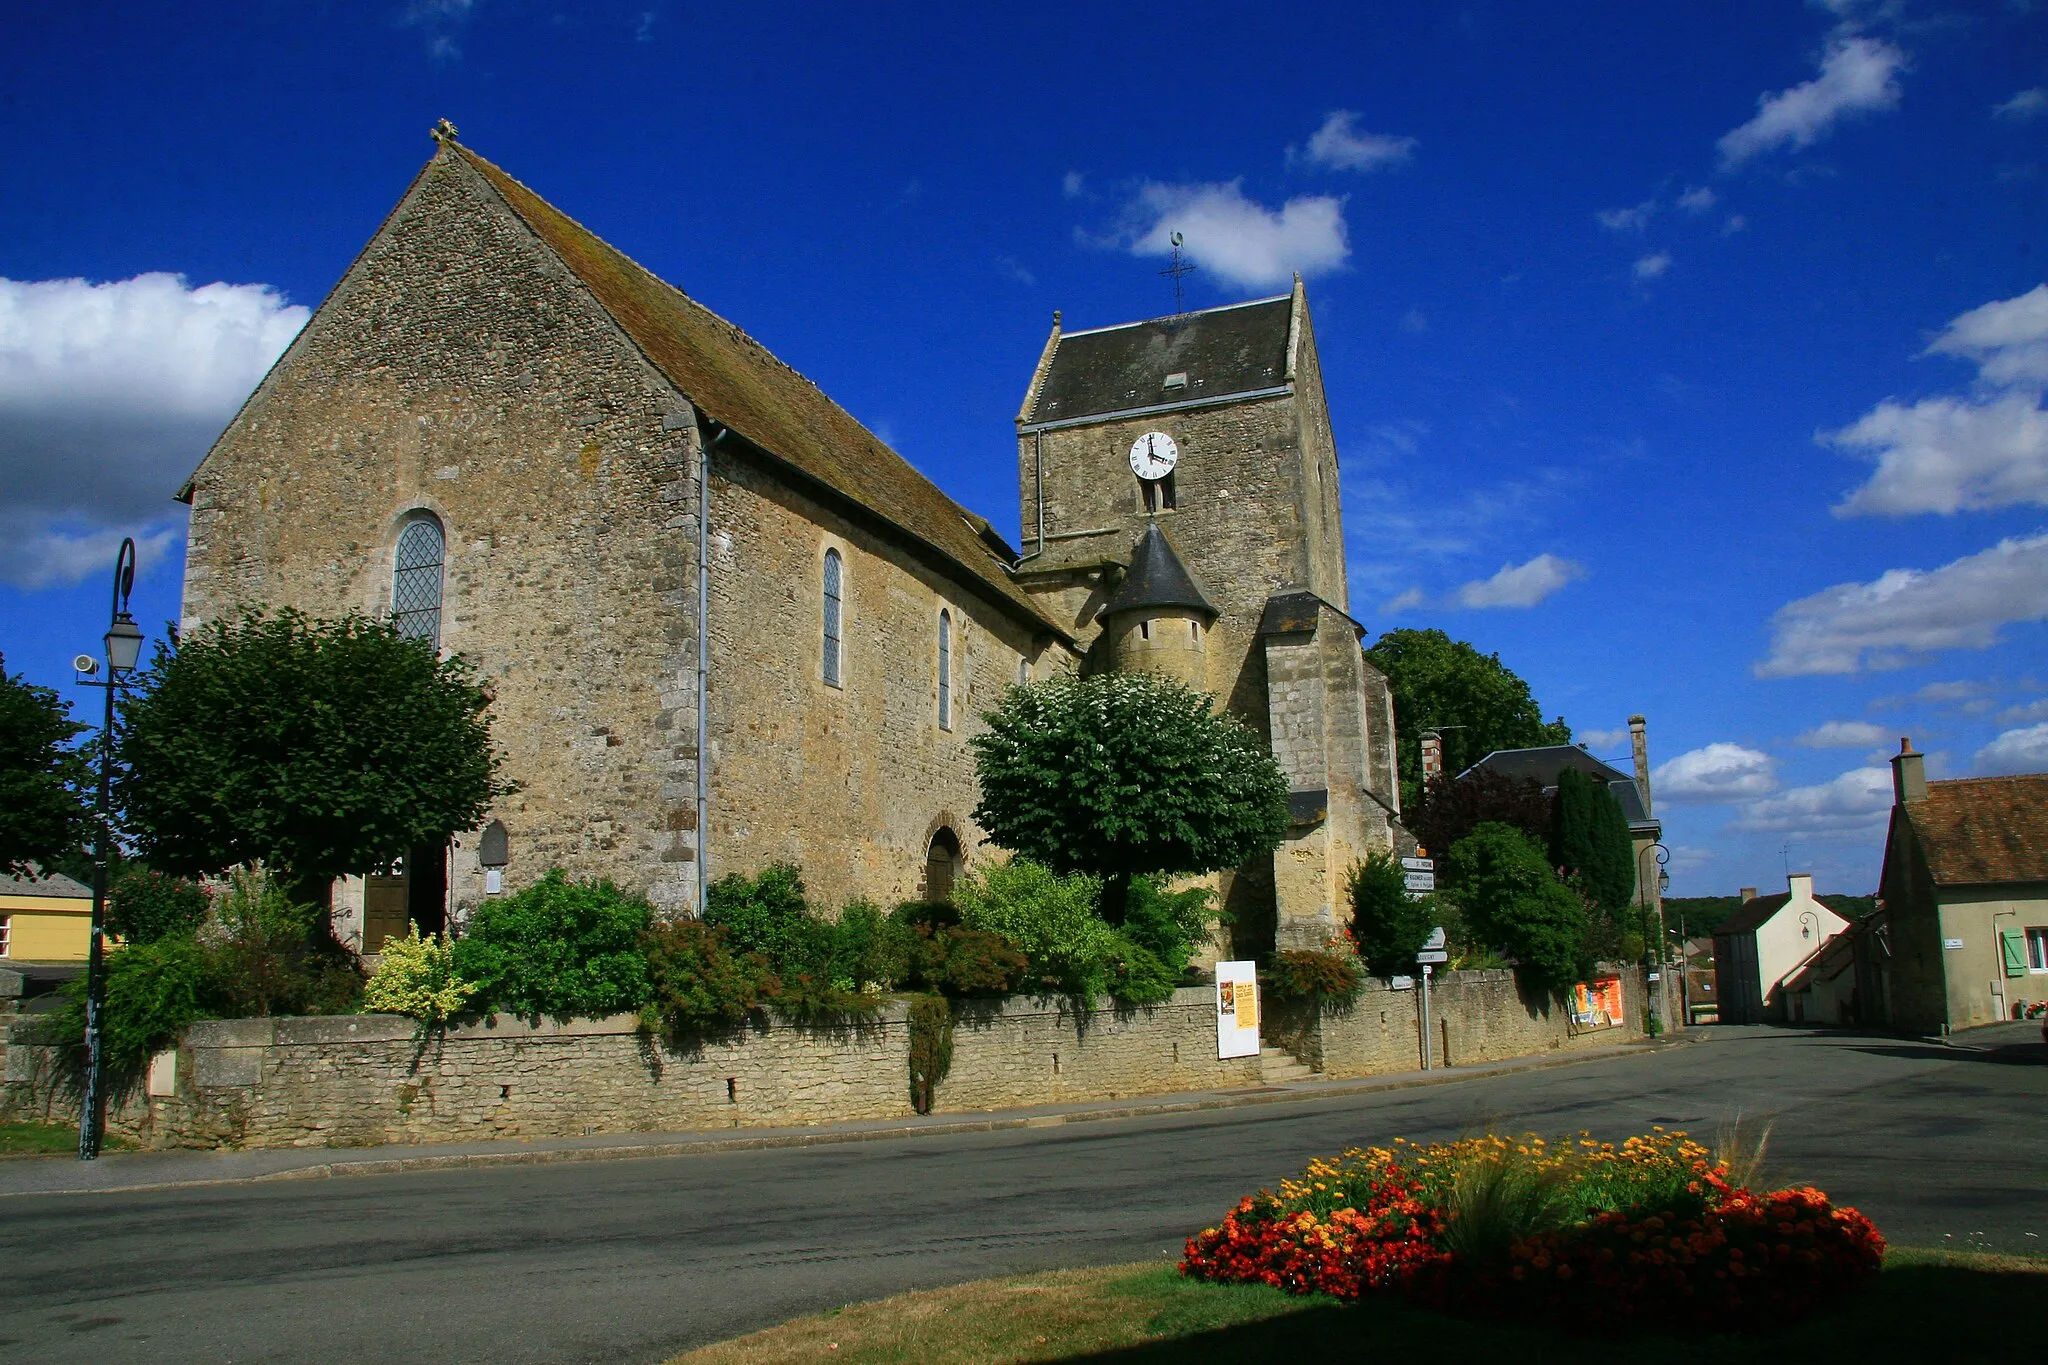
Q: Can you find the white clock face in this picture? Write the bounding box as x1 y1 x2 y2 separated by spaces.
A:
1128 431 1179 481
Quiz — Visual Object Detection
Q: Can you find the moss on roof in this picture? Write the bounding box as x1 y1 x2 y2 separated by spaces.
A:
450 145 1062 639
1908 773 2048 885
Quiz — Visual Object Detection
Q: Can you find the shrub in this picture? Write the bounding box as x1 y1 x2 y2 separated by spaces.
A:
907 993 954 1114
1441 823 1591 992
927 926 1028 997
1347 852 1435 978
704 864 830 976
362 925 476 1023
1263 948 1365 1007
641 918 774 1039
203 865 361 1017
454 869 652 1020
43 935 212 1086
107 868 211 945
1121 877 1216 979
829 899 906 992
953 859 1119 997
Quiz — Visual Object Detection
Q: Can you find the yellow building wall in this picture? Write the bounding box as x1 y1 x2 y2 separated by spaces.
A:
0 895 93 962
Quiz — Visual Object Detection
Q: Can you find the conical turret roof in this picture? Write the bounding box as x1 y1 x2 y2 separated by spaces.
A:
1101 524 1217 619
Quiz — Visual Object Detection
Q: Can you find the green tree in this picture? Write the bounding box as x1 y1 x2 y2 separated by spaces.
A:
453 869 652 1020
1363 629 1571 812
1547 768 1635 912
1408 767 1551 859
1347 850 1436 978
107 867 211 945
970 672 1289 920
0 653 89 875
1441 822 1591 993
116 610 512 887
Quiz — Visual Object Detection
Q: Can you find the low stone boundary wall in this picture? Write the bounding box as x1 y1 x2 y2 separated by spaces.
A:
4 972 1643 1151
1270 966 1648 1077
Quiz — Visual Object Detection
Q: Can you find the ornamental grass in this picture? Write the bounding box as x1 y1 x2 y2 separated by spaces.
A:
1182 1129 1884 1336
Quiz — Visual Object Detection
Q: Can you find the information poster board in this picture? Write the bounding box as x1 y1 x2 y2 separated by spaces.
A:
1569 977 1626 1030
1215 960 1261 1059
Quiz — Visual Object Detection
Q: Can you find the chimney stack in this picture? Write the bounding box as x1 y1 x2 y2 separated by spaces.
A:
1890 737 1926 805
1740 887 1757 903
1628 714 1652 817
1420 730 1443 786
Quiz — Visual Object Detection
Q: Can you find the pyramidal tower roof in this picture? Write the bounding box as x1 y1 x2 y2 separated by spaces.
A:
1101 524 1217 619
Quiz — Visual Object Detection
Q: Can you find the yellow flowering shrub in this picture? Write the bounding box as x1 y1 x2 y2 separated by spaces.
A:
364 925 477 1023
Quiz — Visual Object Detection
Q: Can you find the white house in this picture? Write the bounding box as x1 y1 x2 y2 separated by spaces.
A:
1713 874 1850 1024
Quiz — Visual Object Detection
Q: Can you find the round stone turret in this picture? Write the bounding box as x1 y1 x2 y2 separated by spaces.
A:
1097 524 1217 690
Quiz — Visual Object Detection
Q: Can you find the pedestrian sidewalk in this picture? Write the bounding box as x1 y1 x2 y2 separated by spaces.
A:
0 1031 1703 1198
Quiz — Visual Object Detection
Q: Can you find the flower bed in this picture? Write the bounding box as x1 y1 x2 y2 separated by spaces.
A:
1182 1131 1884 1335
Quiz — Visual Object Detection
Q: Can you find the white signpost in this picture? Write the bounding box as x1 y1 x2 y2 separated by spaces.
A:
1402 856 1435 899
1214 960 1261 1060
1416 928 1448 1069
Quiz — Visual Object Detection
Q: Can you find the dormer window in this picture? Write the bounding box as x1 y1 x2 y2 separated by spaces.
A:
1163 371 1188 390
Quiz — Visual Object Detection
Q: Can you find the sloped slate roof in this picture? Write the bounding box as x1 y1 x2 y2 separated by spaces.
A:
1027 297 1292 425
0 870 91 899
1101 524 1216 617
451 145 1061 638
1463 746 1653 825
1716 892 1793 937
1909 774 2048 885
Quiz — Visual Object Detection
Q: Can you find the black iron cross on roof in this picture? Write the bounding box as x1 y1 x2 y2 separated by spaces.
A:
1159 231 1195 316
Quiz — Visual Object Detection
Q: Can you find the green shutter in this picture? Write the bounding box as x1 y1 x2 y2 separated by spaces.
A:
2001 928 2027 979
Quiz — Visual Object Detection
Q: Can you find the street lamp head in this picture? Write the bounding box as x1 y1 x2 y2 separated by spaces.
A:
105 613 144 674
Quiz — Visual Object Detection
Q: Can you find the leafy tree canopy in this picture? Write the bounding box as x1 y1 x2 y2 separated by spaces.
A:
1363 629 1570 812
1408 767 1551 860
0 653 89 876
1347 850 1436 978
116 610 513 884
1440 822 1591 992
1548 767 1637 914
970 672 1289 915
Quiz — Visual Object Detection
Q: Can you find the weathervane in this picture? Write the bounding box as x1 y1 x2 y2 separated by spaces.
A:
1159 231 1195 317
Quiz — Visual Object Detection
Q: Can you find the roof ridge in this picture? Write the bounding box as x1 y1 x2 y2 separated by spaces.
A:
1057 293 1293 338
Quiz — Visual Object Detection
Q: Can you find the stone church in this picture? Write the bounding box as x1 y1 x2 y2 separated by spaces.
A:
176 129 1402 957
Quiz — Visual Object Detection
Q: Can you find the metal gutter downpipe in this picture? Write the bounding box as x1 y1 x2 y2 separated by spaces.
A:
696 422 731 916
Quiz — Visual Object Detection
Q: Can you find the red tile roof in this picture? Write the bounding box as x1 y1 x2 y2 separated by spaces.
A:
1908 773 2048 885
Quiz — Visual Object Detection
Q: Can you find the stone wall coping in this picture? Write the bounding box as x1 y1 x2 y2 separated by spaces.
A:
183 1002 920 1050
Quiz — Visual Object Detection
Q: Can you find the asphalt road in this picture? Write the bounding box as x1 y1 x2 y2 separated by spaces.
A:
3 1025 2042 1365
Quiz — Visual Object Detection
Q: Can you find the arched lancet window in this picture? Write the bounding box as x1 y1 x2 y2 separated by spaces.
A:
925 827 961 903
936 609 953 731
822 548 844 688
393 516 445 649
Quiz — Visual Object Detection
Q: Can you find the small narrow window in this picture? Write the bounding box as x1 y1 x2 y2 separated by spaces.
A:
822 549 843 688
0 914 10 957
1017 657 1030 686
393 516 445 649
1190 620 1201 644
2030 927 2048 972
937 609 953 730
1138 619 1151 641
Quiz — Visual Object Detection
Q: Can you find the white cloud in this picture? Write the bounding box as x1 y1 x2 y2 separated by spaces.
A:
1756 532 2048 677
1677 185 1717 212
1976 721 2048 774
1995 88 2048 122
1453 553 1584 609
1731 765 1894 834
1579 726 1630 749
1121 181 1349 289
1293 111 1417 172
1925 284 2048 388
1717 34 1906 168
1633 252 1671 280
1722 214 1749 235
1382 587 1428 613
1796 720 1892 748
1062 171 1086 199
1654 743 1778 803
1598 200 1657 232
1998 698 2048 725
1830 285 2048 517
0 272 307 590
401 0 476 58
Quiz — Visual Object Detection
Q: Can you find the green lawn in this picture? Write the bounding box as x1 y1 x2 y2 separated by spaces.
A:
0 1120 127 1157
671 1247 2048 1363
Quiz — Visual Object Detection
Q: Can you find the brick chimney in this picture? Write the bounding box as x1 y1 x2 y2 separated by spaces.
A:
1628 714 1652 817
1420 730 1443 785
1890 737 1926 805
1739 886 1757 903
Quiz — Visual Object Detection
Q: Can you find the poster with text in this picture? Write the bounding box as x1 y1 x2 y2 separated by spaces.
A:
1216 960 1261 1059
1569 977 1626 1029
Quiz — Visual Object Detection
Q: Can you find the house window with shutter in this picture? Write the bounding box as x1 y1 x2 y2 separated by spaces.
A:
2024 927 2047 972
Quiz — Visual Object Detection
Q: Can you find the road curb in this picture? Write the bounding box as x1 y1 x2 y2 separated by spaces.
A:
2 1031 1706 1197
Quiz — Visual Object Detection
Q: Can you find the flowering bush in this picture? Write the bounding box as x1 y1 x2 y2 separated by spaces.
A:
364 925 476 1023
1183 1130 1884 1335
1262 946 1365 1007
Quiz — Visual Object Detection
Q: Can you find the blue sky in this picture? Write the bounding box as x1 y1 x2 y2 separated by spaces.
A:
3 0 2044 896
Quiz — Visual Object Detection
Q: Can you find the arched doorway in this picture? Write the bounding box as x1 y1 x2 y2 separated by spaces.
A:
923 828 962 903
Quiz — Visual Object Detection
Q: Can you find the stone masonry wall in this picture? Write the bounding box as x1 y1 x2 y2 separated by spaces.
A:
5 974 1643 1151
705 452 1048 911
181 149 704 916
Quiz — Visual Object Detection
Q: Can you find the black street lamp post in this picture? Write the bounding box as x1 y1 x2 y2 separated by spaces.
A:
76 537 143 1161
